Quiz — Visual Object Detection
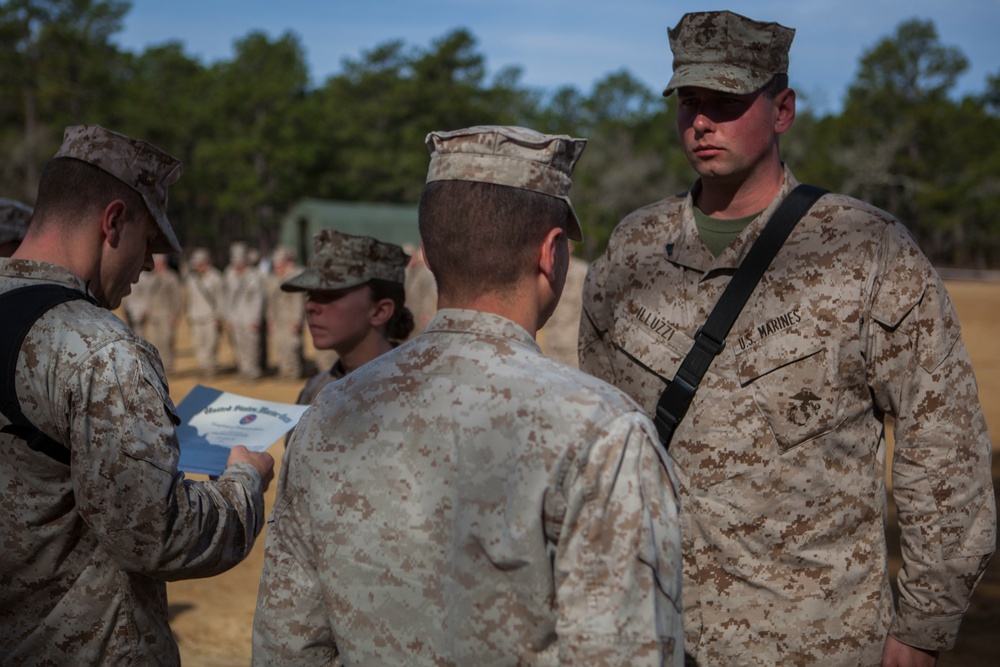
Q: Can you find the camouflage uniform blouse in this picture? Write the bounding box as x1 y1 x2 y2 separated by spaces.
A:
0 260 266 666
223 264 266 326
185 264 224 324
254 309 684 666
580 168 996 666
295 359 347 406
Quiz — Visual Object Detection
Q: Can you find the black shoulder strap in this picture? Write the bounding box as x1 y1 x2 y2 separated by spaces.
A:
0 284 95 465
654 184 829 448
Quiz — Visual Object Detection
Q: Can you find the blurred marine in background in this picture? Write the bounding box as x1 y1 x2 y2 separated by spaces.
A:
0 198 32 257
185 247 225 377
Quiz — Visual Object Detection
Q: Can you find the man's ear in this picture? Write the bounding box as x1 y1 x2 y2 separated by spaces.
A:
538 226 566 284
419 238 433 274
774 87 796 136
101 200 129 247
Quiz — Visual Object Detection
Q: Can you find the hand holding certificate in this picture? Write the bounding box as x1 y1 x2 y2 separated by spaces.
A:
174 385 309 476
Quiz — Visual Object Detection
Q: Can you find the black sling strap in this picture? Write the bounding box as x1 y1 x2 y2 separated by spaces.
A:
654 184 829 448
0 284 97 465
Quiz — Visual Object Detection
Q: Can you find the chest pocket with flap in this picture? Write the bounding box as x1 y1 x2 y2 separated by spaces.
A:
736 320 844 452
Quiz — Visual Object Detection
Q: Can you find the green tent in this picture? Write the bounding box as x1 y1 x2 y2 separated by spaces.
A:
279 198 420 262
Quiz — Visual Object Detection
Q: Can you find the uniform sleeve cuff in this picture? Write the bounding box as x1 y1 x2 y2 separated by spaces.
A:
223 460 263 490
221 461 266 531
890 600 964 651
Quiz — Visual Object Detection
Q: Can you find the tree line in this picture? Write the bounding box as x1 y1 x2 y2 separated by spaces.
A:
2 0 999 266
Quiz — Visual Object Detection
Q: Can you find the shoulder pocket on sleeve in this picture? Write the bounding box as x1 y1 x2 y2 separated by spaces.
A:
116 360 182 473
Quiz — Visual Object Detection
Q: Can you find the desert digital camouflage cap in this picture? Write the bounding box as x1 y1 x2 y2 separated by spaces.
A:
272 244 295 264
281 229 409 293
663 10 795 96
230 241 249 263
189 247 212 265
0 198 32 244
424 125 587 242
54 124 183 253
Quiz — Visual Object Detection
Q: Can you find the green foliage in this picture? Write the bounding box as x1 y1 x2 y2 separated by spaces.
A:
984 71 1000 114
848 19 967 107
0 0 130 198
0 5 998 266
832 18 999 265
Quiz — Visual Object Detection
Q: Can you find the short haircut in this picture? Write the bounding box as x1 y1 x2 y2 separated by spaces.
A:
418 180 570 301
32 157 150 230
760 73 790 99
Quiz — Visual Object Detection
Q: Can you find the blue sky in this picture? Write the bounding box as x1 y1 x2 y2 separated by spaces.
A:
115 1 1000 115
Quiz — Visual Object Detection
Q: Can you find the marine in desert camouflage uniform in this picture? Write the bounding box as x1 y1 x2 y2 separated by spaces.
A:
253 125 684 666
282 229 412 407
185 247 224 377
0 125 274 666
0 198 32 257
538 251 587 367
138 253 183 372
266 245 306 380
122 254 150 328
579 11 996 666
224 241 266 380
403 243 437 336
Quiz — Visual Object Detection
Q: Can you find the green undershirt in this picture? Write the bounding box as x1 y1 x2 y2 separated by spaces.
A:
693 207 763 257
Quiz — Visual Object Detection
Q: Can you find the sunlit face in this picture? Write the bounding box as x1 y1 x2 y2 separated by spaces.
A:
676 86 786 185
304 284 379 353
98 212 157 309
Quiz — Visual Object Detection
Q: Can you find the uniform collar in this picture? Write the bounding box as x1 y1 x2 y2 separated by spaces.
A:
329 358 348 380
0 257 92 295
666 165 800 277
426 308 541 352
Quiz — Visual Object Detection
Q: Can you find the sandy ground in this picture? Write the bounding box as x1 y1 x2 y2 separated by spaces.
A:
163 280 1000 666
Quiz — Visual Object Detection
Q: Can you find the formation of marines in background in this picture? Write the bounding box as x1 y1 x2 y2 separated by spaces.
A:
113 237 564 380
0 8 995 667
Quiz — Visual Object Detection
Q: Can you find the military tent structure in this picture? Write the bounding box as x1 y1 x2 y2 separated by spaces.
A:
279 198 420 262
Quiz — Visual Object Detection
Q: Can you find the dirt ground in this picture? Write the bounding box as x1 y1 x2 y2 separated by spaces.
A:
163 280 1000 666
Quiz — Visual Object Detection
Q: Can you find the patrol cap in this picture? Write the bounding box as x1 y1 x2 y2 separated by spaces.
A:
0 198 32 244
190 247 211 265
663 10 795 97
281 229 409 293
424 125 587 242
272 244 295 264
230 241 248 263
54 124 183 253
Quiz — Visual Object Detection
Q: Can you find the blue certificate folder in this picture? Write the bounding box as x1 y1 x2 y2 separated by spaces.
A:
175 385 231 476
175 385 308 476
